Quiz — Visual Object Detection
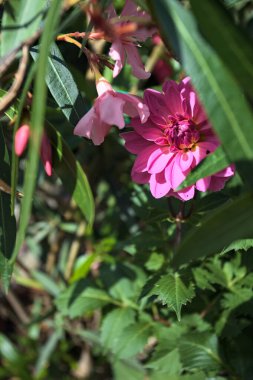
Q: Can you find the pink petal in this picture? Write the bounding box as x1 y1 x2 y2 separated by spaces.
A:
196 176 211 192
74 108 111 145
208 176 227 192
98 92 125 128
96 77 113 96
109 40 125 78
144 89 167 124
215 164 235 178
149 172 171 199
121 0 138 16
41 134 52 177
162 80 184 115
134 123 164 142
176 185 195 201
124 44 150 79
15 125 30 156
165 155 188 189
121 131 151 154
116 92 150 123
179 151 194 172
132 145 160 173
148 150 174 174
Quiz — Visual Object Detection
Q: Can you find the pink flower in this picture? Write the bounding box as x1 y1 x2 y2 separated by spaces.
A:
121 77 235 201
74 76 150 145
107 0 154 79
15 125 30 156
14 125 52 176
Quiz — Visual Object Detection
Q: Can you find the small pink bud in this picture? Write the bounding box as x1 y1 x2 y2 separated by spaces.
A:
15 125 30 156
40 134 52 177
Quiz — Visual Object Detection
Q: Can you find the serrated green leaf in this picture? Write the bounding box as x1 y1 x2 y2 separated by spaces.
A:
116 322 152 359
179 333 222 371
56 282 112 318
0 127 16 291
150 273 195 321
100 308 136 353
31 43 87 126
174 192 253 267
146 348 182 375
190 0 253 99
148 0 253 187
192 268 215 291
1 0 45 57
221 239 253 255
46 122 95 227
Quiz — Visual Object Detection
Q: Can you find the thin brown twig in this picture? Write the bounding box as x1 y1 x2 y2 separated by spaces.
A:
64 221 86 280
0 44 29 116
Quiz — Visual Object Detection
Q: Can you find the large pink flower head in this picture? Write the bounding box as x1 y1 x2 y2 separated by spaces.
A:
107 0 155 79
74 76 149 145
122 77 235 201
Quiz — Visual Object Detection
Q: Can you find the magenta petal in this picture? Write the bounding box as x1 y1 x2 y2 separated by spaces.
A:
121 131 151 154
196 176 211 192
132 145 159 172
149 172 171 199
134 123 164 142
132 170 150 184
124 44 151 79
208 176 227 192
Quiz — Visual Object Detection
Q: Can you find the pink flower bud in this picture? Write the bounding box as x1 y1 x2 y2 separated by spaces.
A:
40 134 52 176
14 124 30 156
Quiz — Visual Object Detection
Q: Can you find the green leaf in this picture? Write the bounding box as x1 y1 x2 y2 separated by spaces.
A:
146 348 182 375
116 322 152 359
100 308 136 353
179 333 222 371
221 239 253 255
112 360 145 380
148 0 253 187
10 0 63 267
0 89 17 121
178 147 229 190
46 122 95 227
0 127 16 291
150 273 195 321
1 0 45 57
31 42 87 126
190 0 253 100
56 282 112 318
34 330 62 376
174 192 253 267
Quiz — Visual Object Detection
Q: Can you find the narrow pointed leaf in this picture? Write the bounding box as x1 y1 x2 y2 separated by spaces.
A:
190 0 253 100
174 192 253 267
31 43 87 126
0 127 16 291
